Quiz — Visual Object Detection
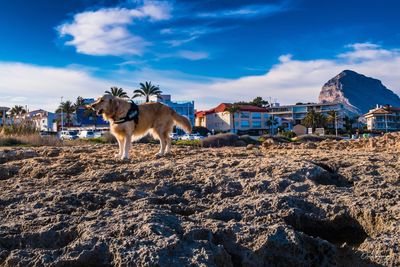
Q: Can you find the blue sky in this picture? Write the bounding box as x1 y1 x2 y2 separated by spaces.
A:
0 0 400 111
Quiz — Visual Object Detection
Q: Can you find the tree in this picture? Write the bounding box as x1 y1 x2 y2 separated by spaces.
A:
250 96 269 107
9 105 27 122
343 116 357 133
105 87 129 98
132 81 162 102
266 116 279 135
301 109 327 131
75 96 85 108
225 104 240 133
327 110 339 136
56 100 76 126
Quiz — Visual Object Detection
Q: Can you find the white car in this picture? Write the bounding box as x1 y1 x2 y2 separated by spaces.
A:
78 130 95 139
169 133 180 140
59 131 78 140
181 133 203 140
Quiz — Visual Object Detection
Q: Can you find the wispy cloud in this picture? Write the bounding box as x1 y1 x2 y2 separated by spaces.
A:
57 1 171 56
338 42 398 61
197 2 289 19
177 50 209 60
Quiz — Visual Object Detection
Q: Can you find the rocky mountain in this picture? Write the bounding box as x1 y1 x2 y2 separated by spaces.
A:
318 70 400 114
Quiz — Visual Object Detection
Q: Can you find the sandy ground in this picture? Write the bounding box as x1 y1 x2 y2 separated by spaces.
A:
0 141 399 267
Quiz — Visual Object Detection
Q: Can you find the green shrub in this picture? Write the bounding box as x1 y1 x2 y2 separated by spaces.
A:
279 131 296 139
173 139 201 146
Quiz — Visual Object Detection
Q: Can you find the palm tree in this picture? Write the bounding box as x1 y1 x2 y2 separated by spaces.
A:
56 100 76 126
225 104 240 133
9 105 27 123
266 116 279 135
105 87 129 98
75 96 85 108
302 109 327 132
343 116 357 133
132 81 162 102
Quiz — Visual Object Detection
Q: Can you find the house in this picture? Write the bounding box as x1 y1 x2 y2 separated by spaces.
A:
195 103 279 134
74 98 109 128
150 95 195 126
265 102 353 129
27 109 56 132
0 106 10 126
364 105 400 131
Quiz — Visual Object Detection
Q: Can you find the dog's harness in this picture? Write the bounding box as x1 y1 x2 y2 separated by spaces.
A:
114 100 139 125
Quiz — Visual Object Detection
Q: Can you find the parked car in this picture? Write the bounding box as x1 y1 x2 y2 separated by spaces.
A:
78 130 95 139
59 130 78 140
180 133 204 141
169 133 181 140
94 130 104 138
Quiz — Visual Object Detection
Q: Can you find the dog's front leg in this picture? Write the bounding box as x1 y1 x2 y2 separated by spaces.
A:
121 134 131 160
115 136 123 158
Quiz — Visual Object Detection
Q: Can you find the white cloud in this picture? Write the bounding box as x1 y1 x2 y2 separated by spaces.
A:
1 43 400 112
177 50 209 60
0 62 117 111
338 42 398 61
198 3 287 19
58 1 171 56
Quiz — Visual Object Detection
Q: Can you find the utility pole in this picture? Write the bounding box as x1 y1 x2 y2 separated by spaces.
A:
335 111 338 137
61 96 64 131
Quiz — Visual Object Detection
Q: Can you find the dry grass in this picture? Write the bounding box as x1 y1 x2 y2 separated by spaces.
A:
0 134 62 147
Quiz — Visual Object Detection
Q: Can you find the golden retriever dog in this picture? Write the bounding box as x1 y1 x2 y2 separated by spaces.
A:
89 95 192 159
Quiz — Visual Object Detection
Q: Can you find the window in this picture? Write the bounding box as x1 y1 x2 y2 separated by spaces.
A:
240 112 250 118
252 112 261 119
252 120 261 128
241 120 250 127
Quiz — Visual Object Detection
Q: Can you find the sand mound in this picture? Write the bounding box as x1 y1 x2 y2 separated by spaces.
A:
0 141 399 266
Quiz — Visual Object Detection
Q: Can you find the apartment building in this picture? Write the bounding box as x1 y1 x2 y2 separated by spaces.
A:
27 109 56 132
265 102 349 129
150 95 195 126
195 103 279 134
364 105 400 131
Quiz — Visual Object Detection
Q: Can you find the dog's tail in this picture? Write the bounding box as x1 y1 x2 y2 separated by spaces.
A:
172 112 192 133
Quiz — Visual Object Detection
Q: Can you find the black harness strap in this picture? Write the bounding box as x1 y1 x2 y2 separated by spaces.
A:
114 100 139 125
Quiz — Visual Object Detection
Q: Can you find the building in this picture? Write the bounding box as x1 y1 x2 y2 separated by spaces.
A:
0 106 10 126
195 103 280 134
74 98 109 129
27 109 56 132
364 105 400 131
265 102 353 129
150 95 195 126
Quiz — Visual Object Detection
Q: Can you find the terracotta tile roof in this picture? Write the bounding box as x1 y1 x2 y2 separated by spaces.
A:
196 103 267 117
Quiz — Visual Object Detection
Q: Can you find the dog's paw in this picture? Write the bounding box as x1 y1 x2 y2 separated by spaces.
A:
114 154 121 158
155 152 164 158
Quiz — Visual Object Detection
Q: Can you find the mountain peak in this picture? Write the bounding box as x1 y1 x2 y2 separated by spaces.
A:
319 70 400 114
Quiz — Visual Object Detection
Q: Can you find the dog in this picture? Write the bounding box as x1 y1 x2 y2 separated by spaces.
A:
89 94 192 159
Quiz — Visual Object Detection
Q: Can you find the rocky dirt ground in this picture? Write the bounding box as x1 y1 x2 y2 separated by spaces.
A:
0 135 399 266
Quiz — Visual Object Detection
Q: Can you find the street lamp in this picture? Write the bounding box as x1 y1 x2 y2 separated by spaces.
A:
61 96 64 131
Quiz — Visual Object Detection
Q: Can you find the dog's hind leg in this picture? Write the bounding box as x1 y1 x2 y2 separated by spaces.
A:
165 132 172 155
153 129 166 156
115 136 123 158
